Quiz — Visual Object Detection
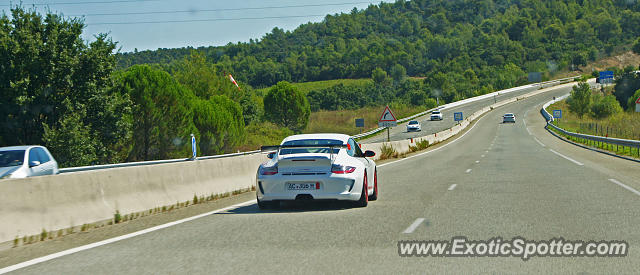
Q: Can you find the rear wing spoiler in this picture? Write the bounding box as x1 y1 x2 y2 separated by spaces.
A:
260 144 348 152
261 144 348 162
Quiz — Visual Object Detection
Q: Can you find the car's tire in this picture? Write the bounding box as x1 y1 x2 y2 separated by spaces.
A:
354 171 368 207
257 197 275 210
368 169 378 201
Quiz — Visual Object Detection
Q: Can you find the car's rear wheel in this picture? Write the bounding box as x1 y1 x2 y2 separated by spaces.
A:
257 197 276 210
368 169 378 201
354 171 368 207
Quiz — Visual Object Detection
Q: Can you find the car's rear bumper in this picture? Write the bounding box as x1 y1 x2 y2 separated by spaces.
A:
257 173 362 201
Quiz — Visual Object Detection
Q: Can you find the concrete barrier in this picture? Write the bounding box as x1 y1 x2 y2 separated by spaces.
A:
0 154 266 243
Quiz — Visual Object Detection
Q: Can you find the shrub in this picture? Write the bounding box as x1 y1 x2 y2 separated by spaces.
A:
591 94 623 119
379 143 397 160
114 210 122 224
40 229 47 241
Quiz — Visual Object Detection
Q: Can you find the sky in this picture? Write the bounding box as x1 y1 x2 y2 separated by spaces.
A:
1 0 387 52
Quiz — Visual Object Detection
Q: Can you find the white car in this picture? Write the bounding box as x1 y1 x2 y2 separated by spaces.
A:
0 146 59 179
503 113 516 123
407 120 421 132
430 110 443 121
256 134 378 209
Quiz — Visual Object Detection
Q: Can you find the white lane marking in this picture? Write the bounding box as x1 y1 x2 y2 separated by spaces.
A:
448 184 457 191
526 127 532 135
0 200 256 274
549 149 584 166
378 112 484 168
533 137 545 147
403 218 426 234
485 150 489 153
475 160 480 163
609 179 640 197
481 155 485 158
465 169 472 173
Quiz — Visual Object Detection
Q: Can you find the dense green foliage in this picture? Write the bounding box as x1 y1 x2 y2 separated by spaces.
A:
263 81 311 132
0 7 132 166
112 65 246 161
117 0 640 96
591 94 622 118
0 7 248 166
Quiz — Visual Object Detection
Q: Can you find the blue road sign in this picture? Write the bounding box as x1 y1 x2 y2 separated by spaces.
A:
454 112 463 121
191 134 197 159
355 118 365 128
553 110 562 119
599 71 614 84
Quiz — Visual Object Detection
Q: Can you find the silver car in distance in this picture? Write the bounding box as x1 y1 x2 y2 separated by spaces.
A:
0 145 59 179
256 134 378 209
503 113 516 123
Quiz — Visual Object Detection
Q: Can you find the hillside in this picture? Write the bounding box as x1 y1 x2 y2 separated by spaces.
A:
117 0 640 92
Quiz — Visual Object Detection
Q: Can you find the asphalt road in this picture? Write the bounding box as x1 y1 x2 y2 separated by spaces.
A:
361 85 540 143
7 84 640 274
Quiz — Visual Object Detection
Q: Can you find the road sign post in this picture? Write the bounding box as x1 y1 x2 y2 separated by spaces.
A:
454 112 463 124
378 106 397 142
636 97 640 113
355 118 364 134
553 110 562 126
599 71 614 85
191 134 196 160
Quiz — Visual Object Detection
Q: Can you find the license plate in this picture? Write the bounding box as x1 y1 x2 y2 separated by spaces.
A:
287 183 316 190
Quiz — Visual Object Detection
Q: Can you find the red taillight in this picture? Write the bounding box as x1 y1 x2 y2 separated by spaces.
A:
260 165 278 175
331 164 356 174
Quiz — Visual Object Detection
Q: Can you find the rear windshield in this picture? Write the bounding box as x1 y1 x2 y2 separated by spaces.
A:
432 111 440 114
504 114 514 117
409 121 419 125
0 150 25 167
280 139 343 155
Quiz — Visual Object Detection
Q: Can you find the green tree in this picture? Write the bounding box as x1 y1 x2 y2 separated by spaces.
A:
408 90 426 106
263 81 310 132
371 67 391 87
390 64 407 83
0 7 131 166
42 102 98 167
567 82 592 118
113 65 197 161
591 94 622 119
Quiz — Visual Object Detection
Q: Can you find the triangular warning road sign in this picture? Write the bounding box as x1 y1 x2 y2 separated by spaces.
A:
636 96 640 104
378 106 397 122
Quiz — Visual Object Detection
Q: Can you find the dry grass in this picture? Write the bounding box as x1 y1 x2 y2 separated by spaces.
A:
304 105 425 135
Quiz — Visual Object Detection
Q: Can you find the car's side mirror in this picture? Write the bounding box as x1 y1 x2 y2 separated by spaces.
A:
364 150 375 157
267 152 276 159
29 160 41 168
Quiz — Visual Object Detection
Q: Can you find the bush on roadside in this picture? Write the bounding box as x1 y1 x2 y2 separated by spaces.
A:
591 94 623 119
379 143 397 160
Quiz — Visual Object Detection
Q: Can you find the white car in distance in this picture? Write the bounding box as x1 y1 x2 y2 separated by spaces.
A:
407 120 421 132
256 134 378 209
503 113 516 123
430 110 443 121
0 146 59 179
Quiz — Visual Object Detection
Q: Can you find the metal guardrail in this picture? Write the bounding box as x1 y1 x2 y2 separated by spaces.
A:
541 95 640 155
59 76 578 174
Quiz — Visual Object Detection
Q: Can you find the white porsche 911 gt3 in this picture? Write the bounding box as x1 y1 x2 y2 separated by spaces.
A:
256 133 378 209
